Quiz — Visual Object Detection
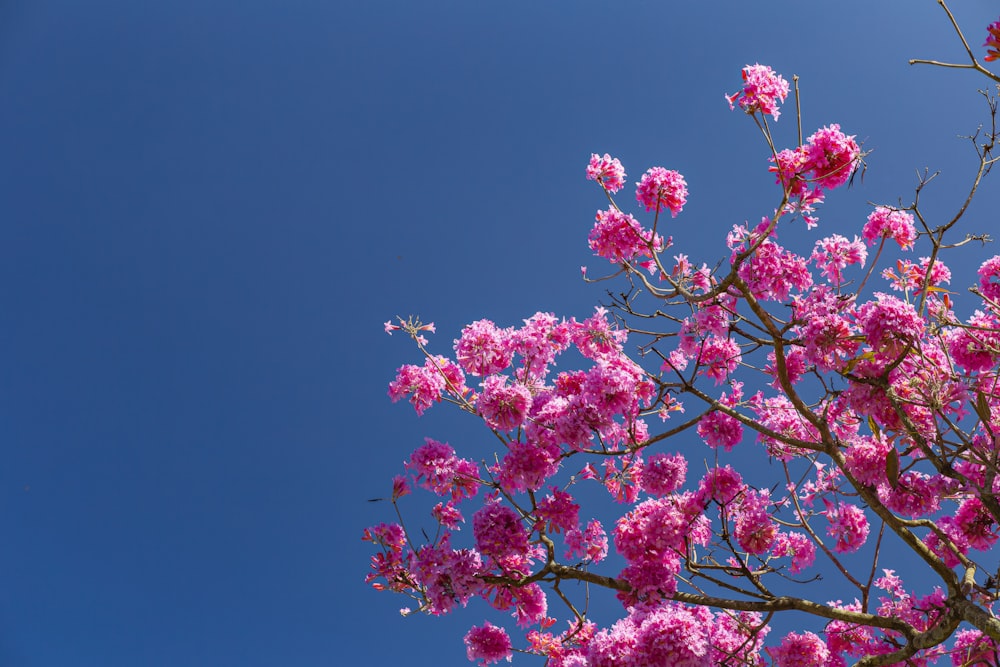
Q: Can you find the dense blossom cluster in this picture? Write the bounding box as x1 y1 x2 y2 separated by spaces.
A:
368 42 1000 667
726 63 789 119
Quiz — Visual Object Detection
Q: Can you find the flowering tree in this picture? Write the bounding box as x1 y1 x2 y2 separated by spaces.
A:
365 5 1000 666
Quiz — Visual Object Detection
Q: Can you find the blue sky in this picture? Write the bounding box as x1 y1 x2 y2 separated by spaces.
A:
1 1 999 665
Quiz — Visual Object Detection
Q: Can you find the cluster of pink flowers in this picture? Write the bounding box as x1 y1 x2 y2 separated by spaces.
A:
407 438 480 500
587 603 767 667
811 234 867 283
769 631 830 667
738 240 813 301
635 166 688 216
771 124 860 226
862 206 917 249
586 153 626 193
985 18 1000 62
389 355 469 415
464 622 513 666
588 208 664 265
824 501 870 553
726 63 790 119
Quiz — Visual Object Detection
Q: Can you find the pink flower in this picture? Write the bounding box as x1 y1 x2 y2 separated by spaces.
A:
640 452 687 496
825 501 870 553
432 501 465 529
863 206 917 250
726 64 790 119
771 532 816 573
978 255 1000 305
536 488 580 534
985 19 1000 62
805 124 860 191
738 240 813 302
455 320 514 377
464 622 513 665
407 438 480 500
478 375 531 431
388 363 445 415
811 234 867 284
770 631 830 667
734 489 777 554
496 440 562 493
697 465 745 506
473 501 531 561
635 167 688 216
696 335 742 385
564 519 608 563
951 628 997 666
586 153 626 193
856 293 924 357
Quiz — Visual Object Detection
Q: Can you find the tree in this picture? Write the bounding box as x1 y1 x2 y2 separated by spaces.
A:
365 4 1000 666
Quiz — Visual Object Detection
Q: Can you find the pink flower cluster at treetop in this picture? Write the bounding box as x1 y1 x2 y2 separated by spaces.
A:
367 26 1000 667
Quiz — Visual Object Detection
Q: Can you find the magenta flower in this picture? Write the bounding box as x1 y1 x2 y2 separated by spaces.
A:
862 206 917 249
825 501 870 553
464 622 513 666
727 63 790 119
640 452 687 496
635 166 688 216
769 631 830 667
985 19 1000 62
586 153 626 193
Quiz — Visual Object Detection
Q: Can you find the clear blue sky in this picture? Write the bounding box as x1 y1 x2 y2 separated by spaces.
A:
1 1 998 665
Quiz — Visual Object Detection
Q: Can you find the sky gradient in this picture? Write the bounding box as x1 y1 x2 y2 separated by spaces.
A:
2 1 999 665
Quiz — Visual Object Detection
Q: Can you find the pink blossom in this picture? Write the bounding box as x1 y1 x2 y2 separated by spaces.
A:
951 628 996 666
464 622 513 665
954 496 998 551
455 320 514 377
825 501 870 553
640 452 687 496
770 631 830 667
407 438 480 500
388 362 446 415
432 501 464 529
496 440 561 493
805 124 860 191
811 234 867 283
697 409 743 451
985 19 1000 62
697 465 745 506
877 472 941 518
726 64 790 119
411 535 485 614
570 307 628 359
511 312 573 379
771 532 816 573
734 488 777 554
535 488 580 534
978 255 1000 305
764 346 807 388
696 335 742 385
856 293 924 357
635 167 688 216
588 208 663 264
948 310 1000 373
586 153 626 193
843 435 892 486
564 519 608 563
478 375 532 431
738 240 813 302
862 207 917 249
473 501 531 561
